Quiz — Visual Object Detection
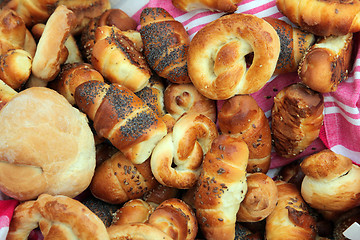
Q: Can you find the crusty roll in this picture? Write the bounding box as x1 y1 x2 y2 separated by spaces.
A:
90 151 158 205
91 25 151 92
194 135 249 240
150 113 218 189
276 0 360 36
7 194 110 240
164 83 217 122
298 33 353 93
265 181 317 240
264 17 315 75
75 81 167 164
139 7 191 84
112 199 154 225
107 223 172 240
300 149 360 214
218 95 272 173
236 172 278 223
172 0 242 13
147 198 198 240
0 87 95 201
271 83 324 158
0 79 17 110
50 62 104 105
188 13 280 100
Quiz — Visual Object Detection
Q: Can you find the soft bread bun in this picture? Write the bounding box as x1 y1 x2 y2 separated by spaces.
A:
107 223 172 240
172 0 242 13
0 87 96 201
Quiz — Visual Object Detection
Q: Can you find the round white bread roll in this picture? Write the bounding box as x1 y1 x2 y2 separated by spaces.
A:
0 87 96 201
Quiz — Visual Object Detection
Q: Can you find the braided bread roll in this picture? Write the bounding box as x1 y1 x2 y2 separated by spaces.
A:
265 181 317 240
172 0 242 13
188 13 280 100
107 223 172 240
139 7 191 84
112 199 154 225
218 95 272 173
75 80 167 164
276 0 360 36
7 194 110 240
90 151 158 204
150 113 218 189
264 17 315 75
194 135 249 240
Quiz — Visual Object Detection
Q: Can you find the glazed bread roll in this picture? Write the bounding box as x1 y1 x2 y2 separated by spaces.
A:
0 87 95 201
276 0 360 36
107 223 172 240
75 81 167 165
112 199 154 225
172 0 242 13
301 149 360 213
299 33 353 93
90 151 158 205
194 135 249 240
188 13 280 100
139 7 191 84
164 83 217 122
7 194 109 240
150 113 218 189
236 172 278 222
271 83 324 158
264 17 316 75
265 181 317 240
218 95 272 173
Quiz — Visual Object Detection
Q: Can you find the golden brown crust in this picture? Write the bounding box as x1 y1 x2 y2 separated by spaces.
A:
107 223 172 240
112 199 154 225
187 13 280 100
172 0 242 13
143 184 179 207
139 7 191 84
0 79 17 110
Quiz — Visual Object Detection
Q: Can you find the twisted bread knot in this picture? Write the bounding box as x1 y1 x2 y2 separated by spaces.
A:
188 13 280 100
151 113 218 189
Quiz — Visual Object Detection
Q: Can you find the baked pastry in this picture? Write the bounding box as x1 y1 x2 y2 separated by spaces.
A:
298 33 353 93
75 81 167 164
143 184 179 208
150 113 218 189
172 0 242 13
187 13 280 100
0 87 95 201
265 181 317 240
194 135 249 240
107 223 172 240
271 83 324 158
218 94 272 173
276 0 360 36
264 17 316 75
0 79 17 110
139 7 191 84
112 199 154 225
7 194 110 240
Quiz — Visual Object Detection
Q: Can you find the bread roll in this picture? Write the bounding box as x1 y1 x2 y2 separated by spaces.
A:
172 0 242 13
194 135 249 240
112 199 154 225
107 223 172 240
271 83 324 158
0 87 95 201
143 184 179 208
0 79 17 110
140 7 191 84
218 95 272 173
299 33 353 93
187 13 280 100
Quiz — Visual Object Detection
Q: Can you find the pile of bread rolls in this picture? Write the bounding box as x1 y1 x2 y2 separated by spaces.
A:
0 0 359 239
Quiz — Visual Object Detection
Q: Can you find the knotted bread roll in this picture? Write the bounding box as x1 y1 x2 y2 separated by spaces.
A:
188 13 280 100
172 0 242 13
112 199 154 225
107 223 172 240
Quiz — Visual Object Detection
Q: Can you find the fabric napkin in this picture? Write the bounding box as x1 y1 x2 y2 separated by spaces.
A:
0 200 18 239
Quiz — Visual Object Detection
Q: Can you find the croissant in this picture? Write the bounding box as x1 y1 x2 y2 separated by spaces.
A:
172 0 242 13
75 80 167 164
139 7 191 84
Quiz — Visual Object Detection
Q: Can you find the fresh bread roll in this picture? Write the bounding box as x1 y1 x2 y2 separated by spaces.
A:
298 33 353 93
151 113 218 189
164 83 217 122
90 151 158 205
300 149 360 214
218 95 272 173
194 135 249 240
236 172 278 222
112 199 154 225
188 13 280 100
265 181 317 240
107 223 172 240
276 0 360 36
172 0 242 13
271 83 324 158
91 25 151 92
139 7 191 84
264 17 316 75
7 194 110 240
75 81 167 165
143 184 179 208
0 87 95 201
277 159 305 190
0 79 17 110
